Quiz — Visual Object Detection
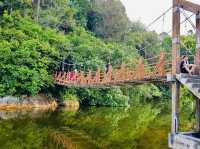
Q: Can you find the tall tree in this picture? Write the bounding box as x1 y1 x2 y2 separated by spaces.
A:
88 0 130 40
70 0 92 27
36 0 76 33
0 0 30 15
32 0 40 21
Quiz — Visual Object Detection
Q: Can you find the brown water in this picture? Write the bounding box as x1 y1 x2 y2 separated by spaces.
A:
0 105 171 149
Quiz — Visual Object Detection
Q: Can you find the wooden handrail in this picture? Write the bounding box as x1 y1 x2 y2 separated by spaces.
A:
54 51 172 87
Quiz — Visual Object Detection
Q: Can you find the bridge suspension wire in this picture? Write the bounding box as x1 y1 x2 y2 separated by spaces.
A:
57 6 175 73
180 9 200 35
147 6 173 29
166 13 195 34
163 9 196 55
56 7 182 87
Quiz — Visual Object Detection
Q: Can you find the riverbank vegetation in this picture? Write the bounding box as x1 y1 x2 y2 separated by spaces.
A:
0 0 196 108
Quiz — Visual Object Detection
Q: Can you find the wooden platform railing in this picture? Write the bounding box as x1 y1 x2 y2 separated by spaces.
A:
54 52 172 87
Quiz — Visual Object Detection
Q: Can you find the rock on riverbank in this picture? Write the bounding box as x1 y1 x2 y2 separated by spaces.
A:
0 94 57 110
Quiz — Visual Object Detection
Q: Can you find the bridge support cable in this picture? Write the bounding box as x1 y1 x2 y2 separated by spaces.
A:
196 13 200 67
180 9 200 35
180 9 200 67
54 4 177 88
54 4 178 88
166 13 195 34
147 6 173 29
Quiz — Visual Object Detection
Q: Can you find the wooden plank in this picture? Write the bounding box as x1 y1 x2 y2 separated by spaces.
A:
179 0 200 14
176 74 200 99
170 132 200 149
195 14 200 132
172 0 181 75
54 75 169 88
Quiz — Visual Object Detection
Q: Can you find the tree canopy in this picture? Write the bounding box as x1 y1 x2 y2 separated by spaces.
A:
0 0 191 106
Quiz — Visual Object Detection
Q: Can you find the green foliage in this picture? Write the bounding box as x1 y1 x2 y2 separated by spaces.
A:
122 84 162 104
0 0 168 107
180 87 195 112
76 88 129 107
70 0 92 27
123 31 161 58
66 27 139 69
129 21 146 33
88 0 130 40
38 0 77 33
60 89 79 101
0 0 32 15
104 88 130 107
0 12 71 96
161 36 172 53
181 35 196 55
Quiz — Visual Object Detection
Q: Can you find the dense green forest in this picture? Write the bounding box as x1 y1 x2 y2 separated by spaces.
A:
0 0 196 107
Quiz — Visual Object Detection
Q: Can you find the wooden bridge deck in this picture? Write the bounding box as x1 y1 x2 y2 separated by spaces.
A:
54 76 168 88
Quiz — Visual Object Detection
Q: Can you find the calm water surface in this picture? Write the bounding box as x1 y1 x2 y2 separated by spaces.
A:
0 105 171 149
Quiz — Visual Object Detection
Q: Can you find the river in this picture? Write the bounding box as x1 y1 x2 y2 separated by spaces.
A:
0 104 171 149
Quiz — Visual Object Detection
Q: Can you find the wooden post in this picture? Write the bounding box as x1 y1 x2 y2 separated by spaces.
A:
136 58 144 80
196 99 200 132
172 0 181 75
195 13 200 132
195 13 200 66
171 0 181 134
86 70 92 85
94 68 100 84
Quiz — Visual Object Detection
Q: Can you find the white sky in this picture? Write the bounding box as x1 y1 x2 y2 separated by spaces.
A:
120 0 200 34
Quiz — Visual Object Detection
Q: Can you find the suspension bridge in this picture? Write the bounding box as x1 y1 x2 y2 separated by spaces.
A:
53 2 198 89
54 51 171 88
54 0 200 149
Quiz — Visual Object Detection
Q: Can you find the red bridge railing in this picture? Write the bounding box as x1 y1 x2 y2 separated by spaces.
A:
54 52 172 87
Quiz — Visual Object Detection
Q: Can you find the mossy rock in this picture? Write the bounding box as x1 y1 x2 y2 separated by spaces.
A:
63 100 80 108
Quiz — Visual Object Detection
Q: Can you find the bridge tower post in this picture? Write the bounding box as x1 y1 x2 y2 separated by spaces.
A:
195 13 200 132
169 1 200 148
171 0 181 134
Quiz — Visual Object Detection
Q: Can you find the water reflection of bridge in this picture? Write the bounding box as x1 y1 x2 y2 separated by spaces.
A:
50 127 103 149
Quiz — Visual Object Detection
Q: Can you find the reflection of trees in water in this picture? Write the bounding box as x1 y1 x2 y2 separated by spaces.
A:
57 106 161 149
136 115 171 149
0 109 52 120
0 105 167 149
0 111 54 149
